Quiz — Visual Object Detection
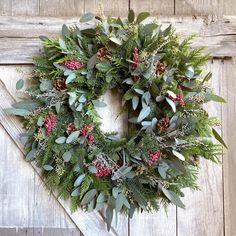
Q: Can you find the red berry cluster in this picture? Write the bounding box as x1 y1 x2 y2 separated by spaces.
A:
44 112 56 136
79 124 94 145
63 58 85 70
131 47 141 81
146 150 161 166
168 94 185 107
92 160 112 177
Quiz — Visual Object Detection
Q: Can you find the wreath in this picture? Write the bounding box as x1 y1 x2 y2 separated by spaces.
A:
7 10 226 230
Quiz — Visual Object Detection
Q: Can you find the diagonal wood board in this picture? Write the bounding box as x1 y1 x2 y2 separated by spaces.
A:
0 79 118 236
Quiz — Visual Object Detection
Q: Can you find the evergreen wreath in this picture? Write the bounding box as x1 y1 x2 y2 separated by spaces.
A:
7 10 227 230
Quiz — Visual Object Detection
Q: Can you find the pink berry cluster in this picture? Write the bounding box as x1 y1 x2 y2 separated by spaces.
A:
44 112 56 136
63 58 85 70
168 94 185 107
93 160 112 177
146 150 161 166
131 47 141 81
79 124 94 145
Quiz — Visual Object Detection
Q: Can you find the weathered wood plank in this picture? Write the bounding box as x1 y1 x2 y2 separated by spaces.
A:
0 0 12 16
84 0 129 17
175 0 220 16
11 0 39 16
177 60 224 236
129 206 177 236
39 0 84 16
0 0 39 16
0 77 118 236
0 227 82 236
1 16 236 64
130 0 174 15
221 59 236 236
220 0 236 16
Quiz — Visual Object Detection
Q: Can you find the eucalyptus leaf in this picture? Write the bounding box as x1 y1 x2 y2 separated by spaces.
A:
74 174 86 187
43 165 54 171
62 151 72 162
136 12 150 24
112 187 121 199
207 94 226 103
212 128 227 148
71 187 80 197
96 60 111 72
87 54 97 69
59 38 67 50
166 97 176 112
185 66 195 79
62 24 70 39
162 24 172 37
79 94 86 103
92 99 107 107
16 79 24 90
134 88 144 95
172 150 185 161
81 189 97 205
128 9 135 23
66 131 80 143
137 106 151 122
116 193 130 212
109 37 122 45
55 101 60 113
4 108 29 116
12 100 39 111
97 192 106 203
25 149 37 161
105 206 113 231
76 103 83 111
80 13 94 23
162 187 185 208
132 96 139 110
55 136 66 144
40 80 53 92
37 116 44 126
66 73 76 84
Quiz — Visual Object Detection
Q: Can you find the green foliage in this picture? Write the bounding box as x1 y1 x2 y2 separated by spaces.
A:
7 9 226 232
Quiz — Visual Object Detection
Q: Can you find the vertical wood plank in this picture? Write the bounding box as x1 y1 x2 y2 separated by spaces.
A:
222 59 236 236
129 206 177 236
219 0 236 15
40 0 84 16
130 0 174 15
11 0 39 16
177 60 224 236
175 0 220 16
0 0 39 16
84 0 129 17
0 0 12 15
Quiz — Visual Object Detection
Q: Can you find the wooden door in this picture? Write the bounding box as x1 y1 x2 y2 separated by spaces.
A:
0 1 236 236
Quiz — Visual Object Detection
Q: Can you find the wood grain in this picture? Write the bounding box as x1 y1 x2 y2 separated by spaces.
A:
129 206 177 236
222 59 236 236
175 0 220 16
39 0 84 16
0 0 39 16
130 0 174 15
1 16 236 64
84 0 129 17
177 60 224 236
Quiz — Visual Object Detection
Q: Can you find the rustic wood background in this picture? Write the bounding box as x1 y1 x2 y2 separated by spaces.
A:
0 0 235 236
